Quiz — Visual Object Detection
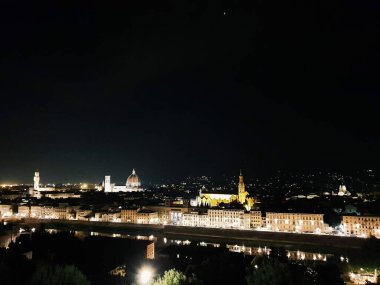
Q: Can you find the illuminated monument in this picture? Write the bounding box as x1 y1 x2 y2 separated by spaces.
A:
33 170 40 191
197 170 254 209
103 169 143 192
126 169 141 188
104 175 112 192
337 185 351 196
238 169 248 204
31 170 55 194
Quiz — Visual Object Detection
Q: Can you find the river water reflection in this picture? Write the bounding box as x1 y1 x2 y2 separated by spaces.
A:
44 228 345 263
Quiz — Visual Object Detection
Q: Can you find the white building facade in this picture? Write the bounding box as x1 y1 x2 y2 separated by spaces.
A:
266 212 325 233
103 169 143 192
342 215 380 238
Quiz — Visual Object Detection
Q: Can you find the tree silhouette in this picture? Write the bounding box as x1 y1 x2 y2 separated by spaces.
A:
314 263 344 285
246 259 293 285
196 253 246 285
153 269 188 285
31 264 90 285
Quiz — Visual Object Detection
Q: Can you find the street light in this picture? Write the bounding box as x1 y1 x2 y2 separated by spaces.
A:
137 265 154 285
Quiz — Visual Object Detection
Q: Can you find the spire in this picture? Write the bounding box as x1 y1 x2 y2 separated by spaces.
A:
132 169 136 175
239 169 244 184
238 169 246 204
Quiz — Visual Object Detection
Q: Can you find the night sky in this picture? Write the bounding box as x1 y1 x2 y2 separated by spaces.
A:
1 0 379 184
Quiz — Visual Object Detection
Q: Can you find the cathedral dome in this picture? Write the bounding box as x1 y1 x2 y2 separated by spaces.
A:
126 169 141 187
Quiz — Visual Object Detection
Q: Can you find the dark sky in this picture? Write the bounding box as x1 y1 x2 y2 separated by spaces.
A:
0 0 379 184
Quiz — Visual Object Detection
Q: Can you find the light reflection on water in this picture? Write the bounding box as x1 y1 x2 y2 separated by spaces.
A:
164 238 333 262
45 228 337 262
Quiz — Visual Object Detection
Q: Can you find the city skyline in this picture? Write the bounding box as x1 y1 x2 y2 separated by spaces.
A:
0 167 376 187
1 1 379 184
1 1 379 285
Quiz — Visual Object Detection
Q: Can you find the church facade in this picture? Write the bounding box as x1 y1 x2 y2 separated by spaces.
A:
103 169 143 192
196 171 254 210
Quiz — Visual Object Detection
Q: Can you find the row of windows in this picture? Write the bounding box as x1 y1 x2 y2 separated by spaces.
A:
268 221 321 224
346 230 380 235
345 222 380 226
343 218 380 222
267 216 322 220
346 225 380 229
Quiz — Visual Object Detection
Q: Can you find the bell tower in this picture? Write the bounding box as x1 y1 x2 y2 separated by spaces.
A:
238 169 247 204
104 175 112 192
34 170 40 190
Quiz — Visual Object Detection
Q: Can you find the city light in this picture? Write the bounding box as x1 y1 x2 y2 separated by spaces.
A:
0 1 378 284
137 266 155 285
80 183 88 189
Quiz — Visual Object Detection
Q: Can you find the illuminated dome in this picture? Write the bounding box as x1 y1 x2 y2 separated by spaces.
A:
126 169 141 187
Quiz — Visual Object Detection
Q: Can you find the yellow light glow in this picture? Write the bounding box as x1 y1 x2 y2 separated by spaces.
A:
80 183 88 189
137 266 154 285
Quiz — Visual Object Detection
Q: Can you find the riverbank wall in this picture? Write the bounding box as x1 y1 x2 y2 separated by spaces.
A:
164 225 365 249
19 219 366 249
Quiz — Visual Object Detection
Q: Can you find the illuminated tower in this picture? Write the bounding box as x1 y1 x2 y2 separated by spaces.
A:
33 170 40 190
104 175 112 192
238 169 247 204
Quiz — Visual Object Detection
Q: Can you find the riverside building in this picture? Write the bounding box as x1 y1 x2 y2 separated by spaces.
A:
266 212 325 234
342 215 380 238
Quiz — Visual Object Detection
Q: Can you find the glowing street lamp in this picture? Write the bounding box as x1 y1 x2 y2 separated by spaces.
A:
137 266 154 285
